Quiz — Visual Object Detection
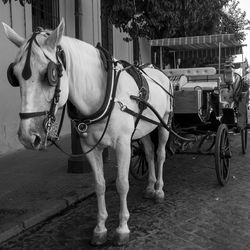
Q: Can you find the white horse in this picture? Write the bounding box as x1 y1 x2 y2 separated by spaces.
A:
3 19 172 246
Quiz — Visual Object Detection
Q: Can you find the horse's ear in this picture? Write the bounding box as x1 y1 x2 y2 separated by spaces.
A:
45 18 65 50
2 22 25 47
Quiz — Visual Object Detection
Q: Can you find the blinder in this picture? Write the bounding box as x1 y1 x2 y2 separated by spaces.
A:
7 63 19 87
47 61 59 86
7 61 61 88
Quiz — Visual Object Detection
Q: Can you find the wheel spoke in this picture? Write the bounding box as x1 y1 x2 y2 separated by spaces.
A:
130 140 149 181
132 155 140 168
137 156 143 175
141 157 146 176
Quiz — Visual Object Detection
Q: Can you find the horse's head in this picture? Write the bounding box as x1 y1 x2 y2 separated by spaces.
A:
3 19 69 150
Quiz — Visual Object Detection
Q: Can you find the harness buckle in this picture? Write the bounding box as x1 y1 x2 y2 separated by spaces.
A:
139 86 147 98
77 122 88 133
116 100 127 111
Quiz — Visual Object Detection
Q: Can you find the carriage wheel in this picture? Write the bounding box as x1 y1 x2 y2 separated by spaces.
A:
215 124 232 186
241 127 248 154
130 140 149 181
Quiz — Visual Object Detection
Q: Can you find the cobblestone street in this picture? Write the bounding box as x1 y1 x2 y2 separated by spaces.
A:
1 133 250 250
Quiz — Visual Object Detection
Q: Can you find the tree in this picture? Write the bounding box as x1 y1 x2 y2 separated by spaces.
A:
103 0 250 42
218 0 250 41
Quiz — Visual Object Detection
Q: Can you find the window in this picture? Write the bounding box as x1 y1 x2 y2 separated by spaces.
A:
32 0 60 31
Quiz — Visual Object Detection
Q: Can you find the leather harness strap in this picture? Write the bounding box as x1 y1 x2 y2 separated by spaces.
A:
117 60 149 110
114 60 151 137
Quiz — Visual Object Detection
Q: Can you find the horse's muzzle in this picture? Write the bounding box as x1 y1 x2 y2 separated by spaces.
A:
18 122 46 150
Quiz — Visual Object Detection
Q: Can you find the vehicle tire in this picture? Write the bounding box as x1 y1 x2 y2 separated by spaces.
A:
215 124 231 186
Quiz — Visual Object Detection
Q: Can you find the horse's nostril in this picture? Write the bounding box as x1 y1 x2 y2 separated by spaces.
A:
32 134 41 148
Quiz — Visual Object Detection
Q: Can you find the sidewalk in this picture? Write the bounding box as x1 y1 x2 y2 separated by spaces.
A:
0 135 116 244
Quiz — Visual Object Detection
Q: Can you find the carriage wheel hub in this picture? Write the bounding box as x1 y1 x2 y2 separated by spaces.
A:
222 149 232 159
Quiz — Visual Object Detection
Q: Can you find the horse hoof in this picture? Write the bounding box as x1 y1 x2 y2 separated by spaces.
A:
113 232 130 246
155 196 164 203
143 189 155 199
155 192 164 203
91 231 107 246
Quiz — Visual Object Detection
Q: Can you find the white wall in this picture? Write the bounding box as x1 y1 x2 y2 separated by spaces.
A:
0 1 74 156
80 0 101 45
139 38 151 64
0 2 33 155
113 28 133 63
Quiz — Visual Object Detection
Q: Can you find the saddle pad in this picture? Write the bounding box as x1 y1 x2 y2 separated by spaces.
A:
181 81 218 91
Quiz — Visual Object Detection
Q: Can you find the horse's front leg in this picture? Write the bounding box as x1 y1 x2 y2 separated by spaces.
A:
81 144 108 246
114 136 131 245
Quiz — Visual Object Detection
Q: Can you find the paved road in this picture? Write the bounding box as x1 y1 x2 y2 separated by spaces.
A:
1 133 250 250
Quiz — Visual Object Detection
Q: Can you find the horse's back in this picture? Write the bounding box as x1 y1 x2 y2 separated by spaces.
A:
143 67 170 90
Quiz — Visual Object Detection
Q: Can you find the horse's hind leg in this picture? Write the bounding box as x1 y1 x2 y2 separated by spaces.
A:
114 135 131 245
82 146 108 246
155 125 169 203
141 134 156 199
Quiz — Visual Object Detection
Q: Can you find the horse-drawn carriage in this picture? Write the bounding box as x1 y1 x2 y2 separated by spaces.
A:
131 34 249 186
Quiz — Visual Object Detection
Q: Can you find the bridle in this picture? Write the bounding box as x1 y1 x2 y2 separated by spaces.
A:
7 28 66 138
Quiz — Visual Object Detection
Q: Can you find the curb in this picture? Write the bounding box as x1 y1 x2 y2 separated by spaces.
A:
0 191 95 245
0 176 115 245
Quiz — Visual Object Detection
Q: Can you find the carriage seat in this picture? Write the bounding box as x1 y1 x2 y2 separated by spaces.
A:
180 81 218 91
164 67 220 91
163 67 216 76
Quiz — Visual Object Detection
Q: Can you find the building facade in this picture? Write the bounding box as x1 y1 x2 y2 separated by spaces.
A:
0 0 137 156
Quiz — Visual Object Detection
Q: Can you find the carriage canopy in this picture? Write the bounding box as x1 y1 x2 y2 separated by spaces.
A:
150 34 244 50
150 34 247 73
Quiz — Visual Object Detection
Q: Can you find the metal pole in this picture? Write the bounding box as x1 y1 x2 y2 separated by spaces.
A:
68 0 91 173
160 46 163 69
75 0 83 39
9 1 13 28
218 42 221 74
173 51 176 69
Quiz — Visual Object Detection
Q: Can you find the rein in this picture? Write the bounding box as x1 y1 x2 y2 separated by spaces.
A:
129 95 196 143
